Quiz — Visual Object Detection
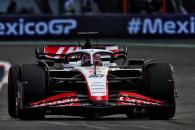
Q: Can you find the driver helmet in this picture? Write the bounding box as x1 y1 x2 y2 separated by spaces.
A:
82 54 90 66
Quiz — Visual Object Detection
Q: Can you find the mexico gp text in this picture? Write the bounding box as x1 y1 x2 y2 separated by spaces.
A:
0 18 77 36
128 17 195 35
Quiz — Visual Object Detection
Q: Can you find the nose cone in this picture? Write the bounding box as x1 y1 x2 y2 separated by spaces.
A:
75 67 109 105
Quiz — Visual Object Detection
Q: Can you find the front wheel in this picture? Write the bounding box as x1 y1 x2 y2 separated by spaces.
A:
18 64 47 120
144 63 176 119
8 65 21 118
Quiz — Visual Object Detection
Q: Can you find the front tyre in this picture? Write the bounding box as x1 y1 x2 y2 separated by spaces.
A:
144 63 176 120
19 64 47 120
8 65 20 118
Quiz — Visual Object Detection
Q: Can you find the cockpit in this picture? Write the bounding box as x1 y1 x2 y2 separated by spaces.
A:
64 49 115 67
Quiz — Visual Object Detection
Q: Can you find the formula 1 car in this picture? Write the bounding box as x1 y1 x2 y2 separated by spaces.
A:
8 39 176 120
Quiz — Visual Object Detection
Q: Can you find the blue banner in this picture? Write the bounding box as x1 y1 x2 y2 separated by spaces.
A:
0 15 195 40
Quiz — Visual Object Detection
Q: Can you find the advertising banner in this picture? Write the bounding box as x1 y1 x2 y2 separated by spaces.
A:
0 15 194 40
126 15 195 38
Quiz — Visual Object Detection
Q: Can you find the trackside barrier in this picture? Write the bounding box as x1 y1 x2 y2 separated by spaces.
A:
0 14 195 40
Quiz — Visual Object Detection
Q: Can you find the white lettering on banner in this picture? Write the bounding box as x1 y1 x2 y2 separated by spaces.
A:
19 18 24 35
0 18 77 36
49 20 77 35
0 23 5 35
127 17 195 35
143 18 163 34
6 22 18 35
190 17 195 33
177 21 188 33
25 22 35 35
164 21 176 34
36 22 48 35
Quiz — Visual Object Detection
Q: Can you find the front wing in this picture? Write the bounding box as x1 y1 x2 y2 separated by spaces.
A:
23 91 172 116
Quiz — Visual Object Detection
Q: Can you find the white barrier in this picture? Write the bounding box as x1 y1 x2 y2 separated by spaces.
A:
0 61 11 91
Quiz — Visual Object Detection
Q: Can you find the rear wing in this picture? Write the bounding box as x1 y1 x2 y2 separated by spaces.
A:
36 44 127 62
35 45 82 61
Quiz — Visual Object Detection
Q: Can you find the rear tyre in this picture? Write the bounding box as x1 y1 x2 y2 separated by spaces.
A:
8 65 20 118
18 64 47 120
144 63 175 120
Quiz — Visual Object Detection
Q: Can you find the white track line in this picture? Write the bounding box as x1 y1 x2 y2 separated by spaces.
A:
0 61 11 91
127 43 195 48
45 121 109 129
2 41 195 48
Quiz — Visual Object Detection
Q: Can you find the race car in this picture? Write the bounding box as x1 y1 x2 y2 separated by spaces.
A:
8 40 176 120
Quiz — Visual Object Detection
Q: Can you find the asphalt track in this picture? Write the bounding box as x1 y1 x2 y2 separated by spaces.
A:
0 44 195 130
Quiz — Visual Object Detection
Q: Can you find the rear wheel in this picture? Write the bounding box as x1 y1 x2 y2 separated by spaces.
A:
144 63 175 119
19 64 47 120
